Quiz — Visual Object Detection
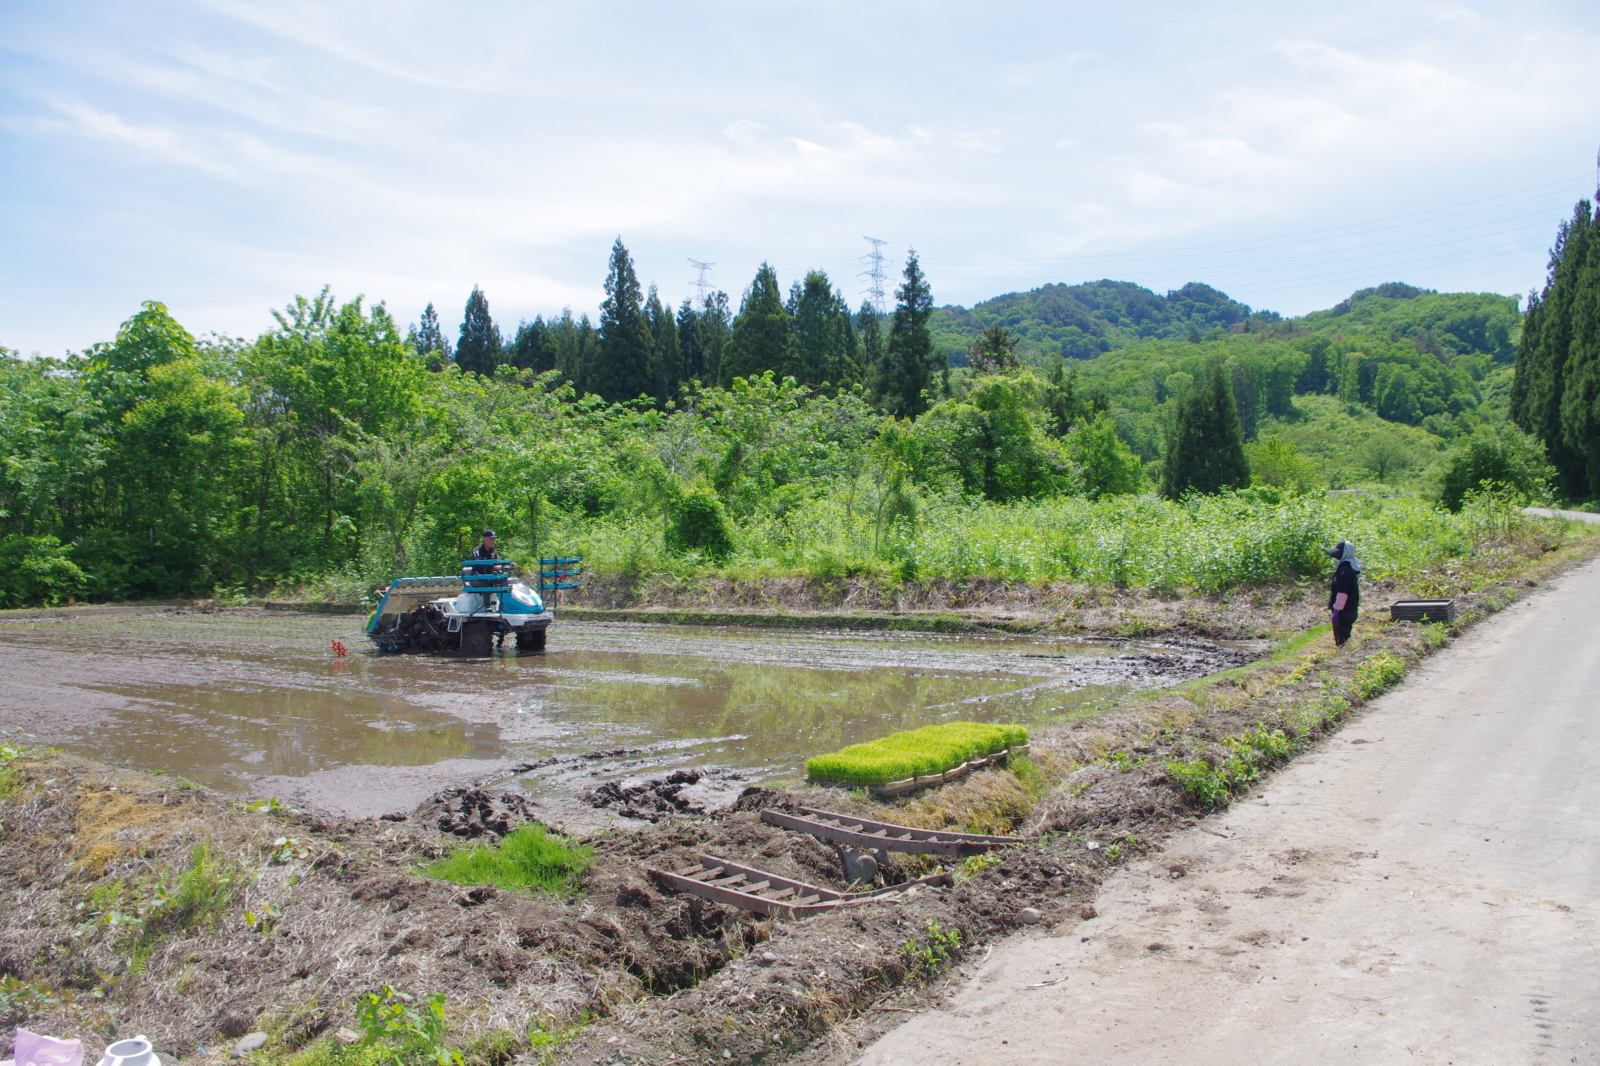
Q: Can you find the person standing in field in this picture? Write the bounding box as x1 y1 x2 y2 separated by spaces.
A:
1326 540 1362 648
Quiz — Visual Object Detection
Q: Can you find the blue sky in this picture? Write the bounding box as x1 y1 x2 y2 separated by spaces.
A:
3 0 1598 355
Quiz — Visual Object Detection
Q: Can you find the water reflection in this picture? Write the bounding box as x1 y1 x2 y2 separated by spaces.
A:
0 611 1173 805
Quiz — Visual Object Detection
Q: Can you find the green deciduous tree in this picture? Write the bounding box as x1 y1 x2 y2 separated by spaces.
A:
1068 413 1143 498
1162 364 1250 497
1246 435 1323 493
913 373 1067 501
1434 423 1554 512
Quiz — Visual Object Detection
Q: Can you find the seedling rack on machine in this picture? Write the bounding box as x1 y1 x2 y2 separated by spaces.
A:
539 556 584 606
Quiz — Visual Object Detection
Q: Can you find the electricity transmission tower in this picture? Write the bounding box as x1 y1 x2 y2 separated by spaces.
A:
860 237 888 312
687 259 715 303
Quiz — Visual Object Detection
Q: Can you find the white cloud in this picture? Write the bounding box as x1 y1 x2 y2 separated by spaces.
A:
2 0 1599 352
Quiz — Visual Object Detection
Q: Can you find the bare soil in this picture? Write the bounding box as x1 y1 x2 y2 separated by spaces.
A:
0 525 1593 1066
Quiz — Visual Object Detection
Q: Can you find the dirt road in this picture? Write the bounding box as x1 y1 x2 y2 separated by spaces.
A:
861 552 1600 1065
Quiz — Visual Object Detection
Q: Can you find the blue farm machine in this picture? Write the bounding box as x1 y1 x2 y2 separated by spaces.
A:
365 556 580 656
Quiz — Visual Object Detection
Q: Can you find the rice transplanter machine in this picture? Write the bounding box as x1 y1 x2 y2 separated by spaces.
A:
366 556 558 655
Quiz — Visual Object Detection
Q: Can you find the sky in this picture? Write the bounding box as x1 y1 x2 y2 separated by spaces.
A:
3 0 1599 356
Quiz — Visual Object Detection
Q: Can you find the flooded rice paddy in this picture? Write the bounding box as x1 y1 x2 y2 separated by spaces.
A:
0 607 1253 828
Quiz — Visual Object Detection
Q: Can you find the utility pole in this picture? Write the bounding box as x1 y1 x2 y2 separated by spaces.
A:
860 237 888 313
688 259 715 304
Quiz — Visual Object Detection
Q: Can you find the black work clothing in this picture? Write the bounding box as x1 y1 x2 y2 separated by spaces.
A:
467 543 502 581
1328 560 1360 646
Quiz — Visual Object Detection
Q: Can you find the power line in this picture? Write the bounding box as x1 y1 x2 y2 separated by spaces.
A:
859 237 888 312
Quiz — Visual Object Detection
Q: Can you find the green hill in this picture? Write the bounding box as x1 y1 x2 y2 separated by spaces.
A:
932 279 1520 372
932 280 1279 363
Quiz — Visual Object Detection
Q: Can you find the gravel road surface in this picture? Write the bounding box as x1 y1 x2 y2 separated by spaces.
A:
861 550 1600 1065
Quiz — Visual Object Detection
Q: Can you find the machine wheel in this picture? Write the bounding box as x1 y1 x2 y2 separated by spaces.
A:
515 628 547 653
458 621 494 657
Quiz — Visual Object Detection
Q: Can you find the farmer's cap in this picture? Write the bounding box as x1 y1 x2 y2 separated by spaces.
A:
482 529 496 538
1323 541 1345 559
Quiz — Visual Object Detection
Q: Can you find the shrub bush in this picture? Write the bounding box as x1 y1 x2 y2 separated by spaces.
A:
665 489 734 561
805 722 1028 786
0 534 86 608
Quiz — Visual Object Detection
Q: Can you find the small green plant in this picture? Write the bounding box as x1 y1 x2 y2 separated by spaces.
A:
423 825 591 897
0 975 66 1020
957 852 1001 882
1352 651 1407 701
355 987 462 1066
1115 612 1155 637
1165 758 1232 808
270 837 312 864
243 796 298 815
1227 726 1295 764
1105 751 1140 773
902 918 962 977
244 903 282 935
805 722 1028 787
0 743 21 799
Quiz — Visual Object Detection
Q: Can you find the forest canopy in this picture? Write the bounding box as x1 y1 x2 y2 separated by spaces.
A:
0 233 1556 608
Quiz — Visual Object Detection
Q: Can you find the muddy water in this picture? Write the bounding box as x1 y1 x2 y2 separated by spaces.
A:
0 608 1250 826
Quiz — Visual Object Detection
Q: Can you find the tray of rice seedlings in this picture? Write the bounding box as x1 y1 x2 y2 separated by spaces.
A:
805 722 1029 796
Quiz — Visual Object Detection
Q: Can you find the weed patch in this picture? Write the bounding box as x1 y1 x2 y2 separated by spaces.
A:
423 825 591 897
901 919 961 978
1352 651 1407 701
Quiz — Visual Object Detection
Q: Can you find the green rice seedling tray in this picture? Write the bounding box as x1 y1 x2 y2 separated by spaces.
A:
805 722 1029 794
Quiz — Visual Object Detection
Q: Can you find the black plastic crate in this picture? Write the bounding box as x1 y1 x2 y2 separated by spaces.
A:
1389 600 1457 623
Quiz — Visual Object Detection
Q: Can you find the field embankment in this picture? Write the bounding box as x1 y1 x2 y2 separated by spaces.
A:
0 514 1594 1066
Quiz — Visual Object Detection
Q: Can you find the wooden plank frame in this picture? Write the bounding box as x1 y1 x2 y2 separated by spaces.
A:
647 854 953 919
761 807 1022 857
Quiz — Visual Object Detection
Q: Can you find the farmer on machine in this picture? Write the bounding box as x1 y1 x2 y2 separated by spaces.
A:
1326 540 1362 647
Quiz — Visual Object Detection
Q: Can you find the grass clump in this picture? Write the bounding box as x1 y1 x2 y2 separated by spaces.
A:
423 825 591 897
805 722 1028 787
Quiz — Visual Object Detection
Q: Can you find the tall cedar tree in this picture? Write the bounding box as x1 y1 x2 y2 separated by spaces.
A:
676 300 702 382
508 317 556 374
414 303 452 370
547 310 597 394
696 292 732 384
456 287 503 375
967 325 1021 374
722 264 795 383
856 302 884 396
1229 360 1259 441
1162 363 1250 497
593 238 656 403
884 251 939 416
646 285 682 399
789 271 858 387
1511 198 1599 499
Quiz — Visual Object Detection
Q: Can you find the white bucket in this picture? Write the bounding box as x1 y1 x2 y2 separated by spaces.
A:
96 1038 160 1066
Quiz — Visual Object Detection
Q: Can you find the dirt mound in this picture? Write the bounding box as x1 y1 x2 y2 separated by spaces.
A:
415 786 543 838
